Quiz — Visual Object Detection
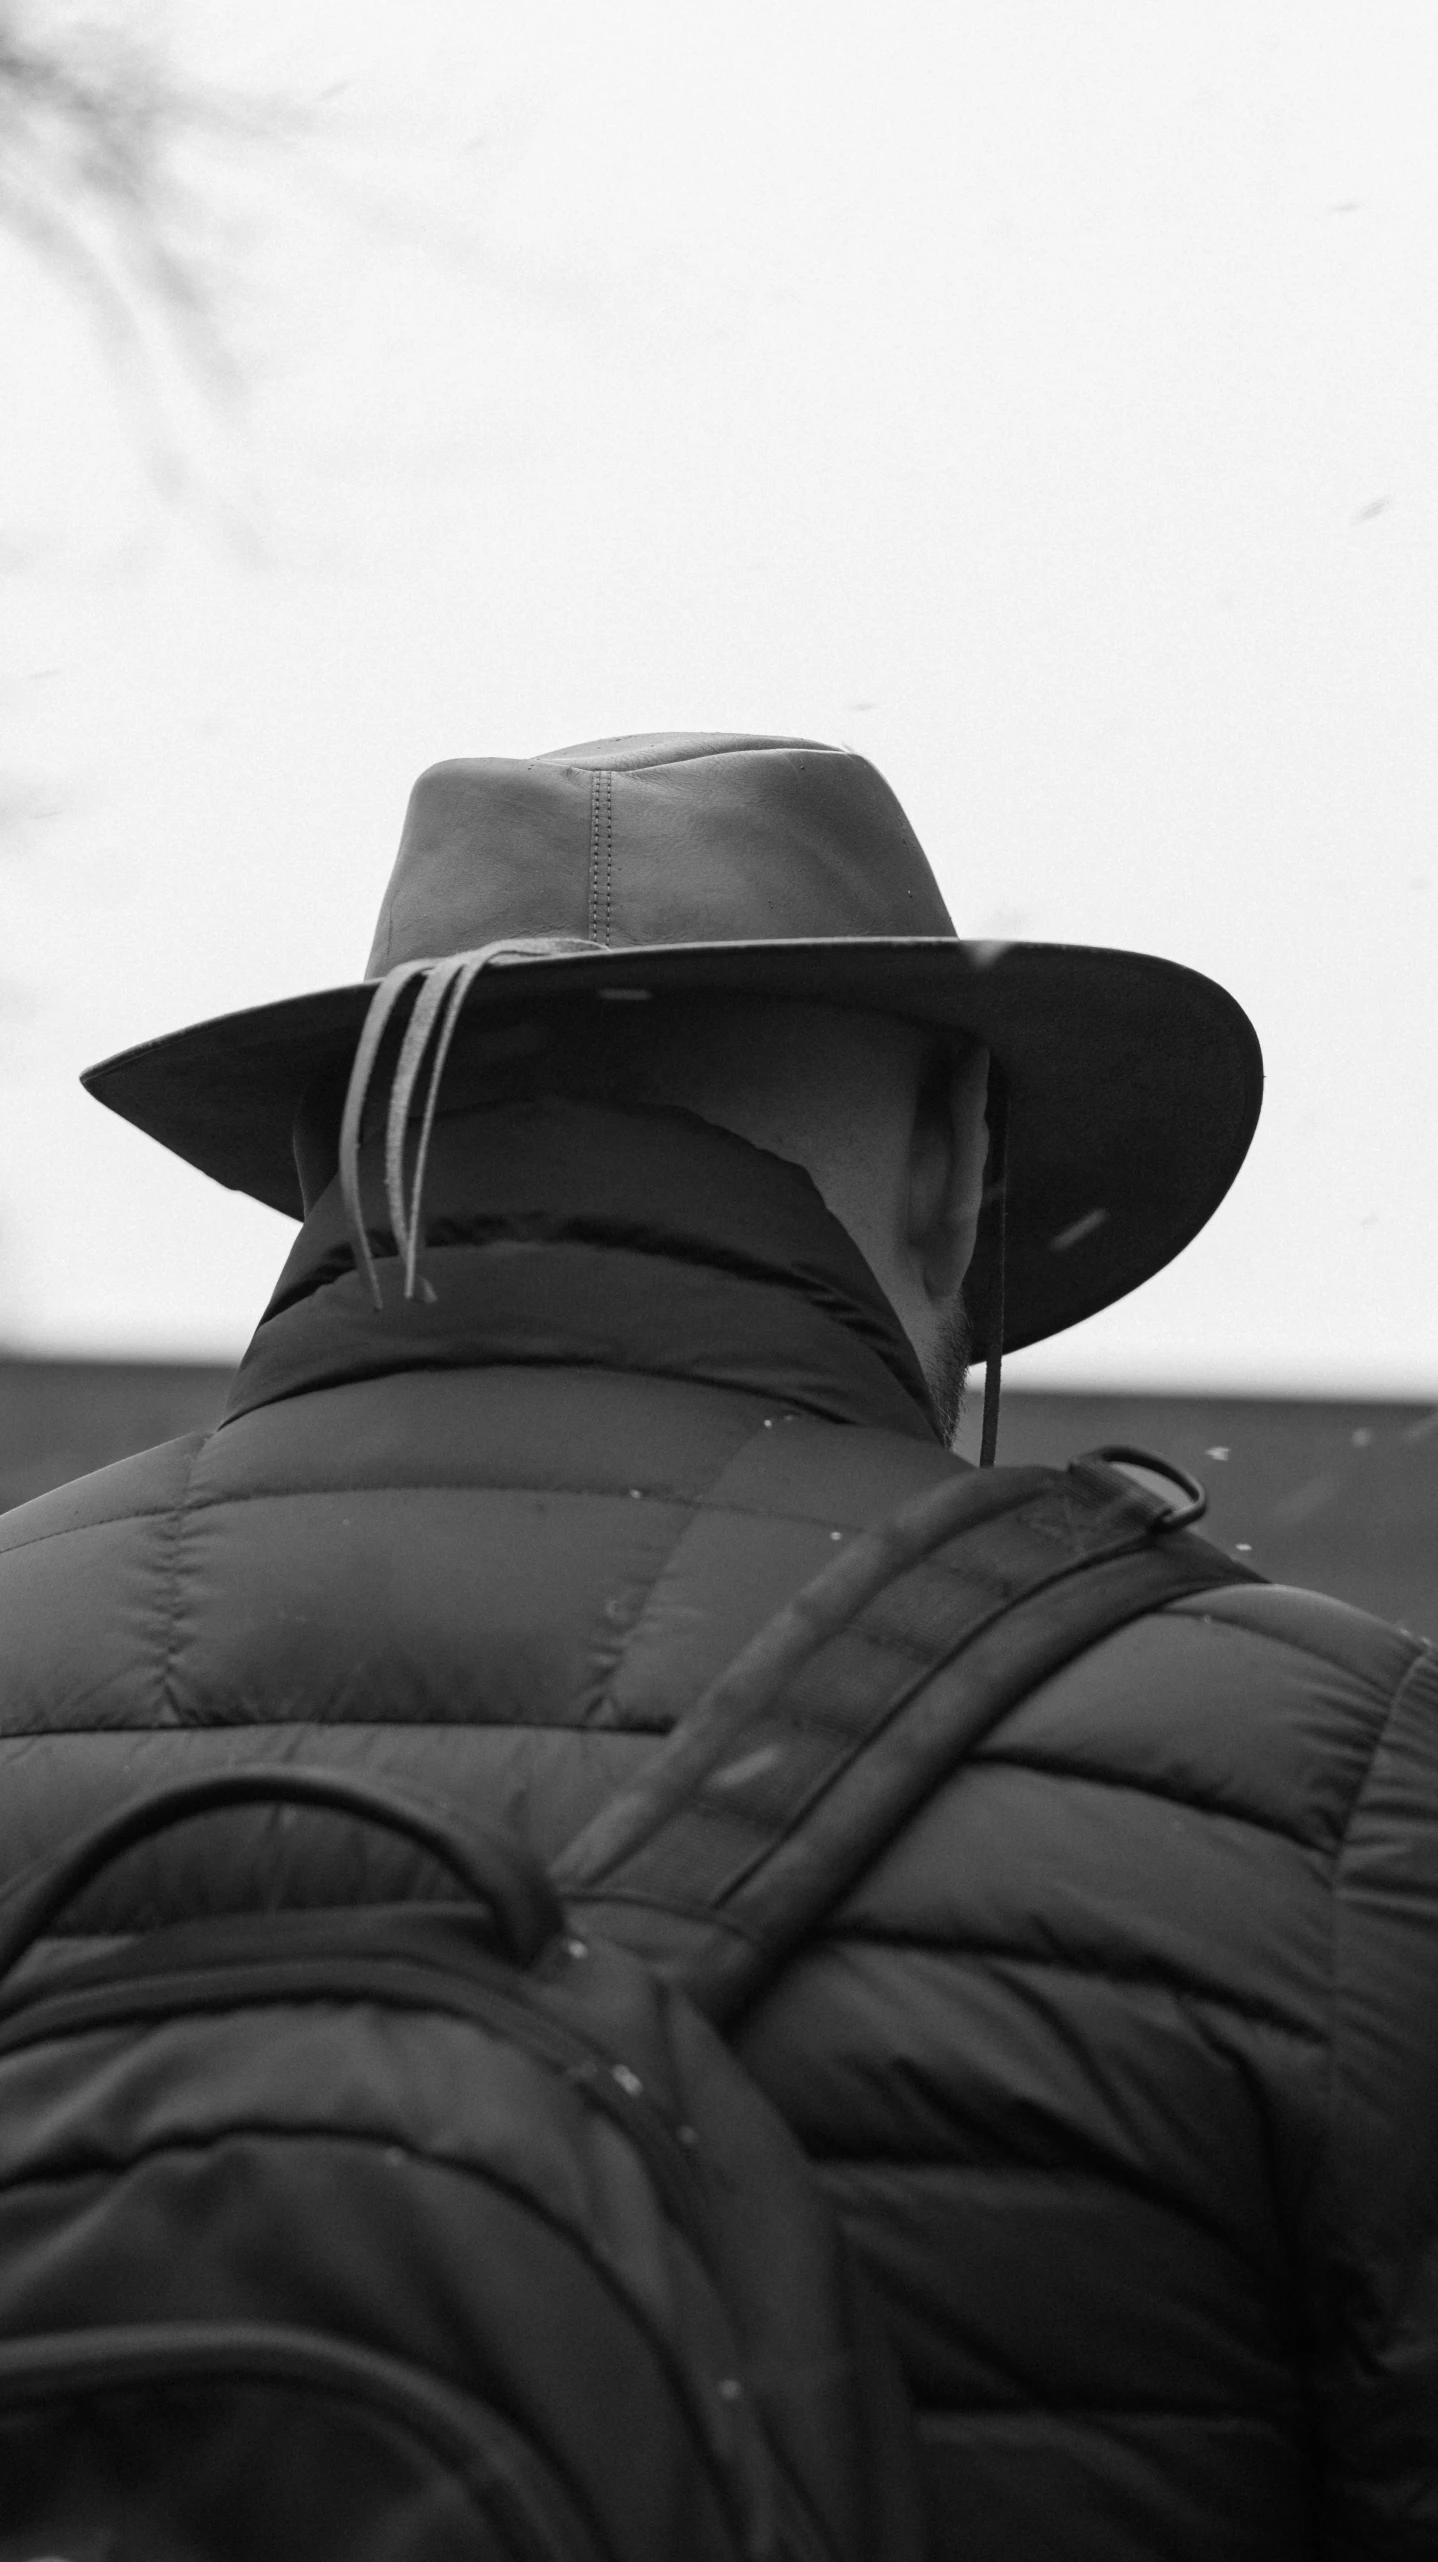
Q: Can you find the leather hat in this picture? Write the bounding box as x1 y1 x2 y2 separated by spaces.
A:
82 731 1262 1353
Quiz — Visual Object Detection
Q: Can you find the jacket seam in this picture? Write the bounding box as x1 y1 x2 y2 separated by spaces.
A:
155 1440 206 1724
1 1500 1376 1689
823 2144 1316 2178
1319 1642 1438 2193
1159 1598 1422 1692
225 1342 938 1443
822 2153 1303 2302
975 1749 1328 1850
0 1503 195 1559
0 1475 950 1542
913 2402 1299 2429
818 1934 1324 2039
1331 1644 1437 1856
0 1482 793 1556
817 2146 1302 2300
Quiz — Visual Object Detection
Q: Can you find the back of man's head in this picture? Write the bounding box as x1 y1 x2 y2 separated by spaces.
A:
295 994 990 1438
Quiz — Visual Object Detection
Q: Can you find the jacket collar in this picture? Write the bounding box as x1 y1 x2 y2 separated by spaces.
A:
224 1097 943 1442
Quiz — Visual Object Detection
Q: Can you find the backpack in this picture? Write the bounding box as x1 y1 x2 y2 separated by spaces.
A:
0 1450 1254 2562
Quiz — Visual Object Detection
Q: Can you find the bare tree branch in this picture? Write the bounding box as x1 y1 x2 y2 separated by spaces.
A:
0 3 290 461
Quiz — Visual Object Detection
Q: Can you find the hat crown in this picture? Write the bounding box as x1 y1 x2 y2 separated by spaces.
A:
365 733 957 977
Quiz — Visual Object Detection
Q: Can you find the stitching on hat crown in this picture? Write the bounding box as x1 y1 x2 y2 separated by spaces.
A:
602 770 614 947
587 769 614 947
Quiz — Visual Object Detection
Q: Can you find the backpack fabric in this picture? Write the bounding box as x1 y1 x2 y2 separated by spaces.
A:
0 1768 922 2562
0 1455 1243 2562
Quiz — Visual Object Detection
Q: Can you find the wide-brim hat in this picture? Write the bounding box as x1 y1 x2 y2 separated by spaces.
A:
83 731 1262 1355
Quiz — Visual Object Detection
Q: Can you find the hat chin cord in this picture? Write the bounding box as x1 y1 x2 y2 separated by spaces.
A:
977 1064 1008 1468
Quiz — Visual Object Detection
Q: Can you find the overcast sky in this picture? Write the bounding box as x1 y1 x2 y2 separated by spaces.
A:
2 0 1435 1392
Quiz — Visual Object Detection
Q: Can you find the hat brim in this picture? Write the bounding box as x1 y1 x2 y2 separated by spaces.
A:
81 937 1262 1356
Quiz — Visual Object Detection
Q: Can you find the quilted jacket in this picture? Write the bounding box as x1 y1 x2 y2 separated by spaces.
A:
1 1098 1435 2562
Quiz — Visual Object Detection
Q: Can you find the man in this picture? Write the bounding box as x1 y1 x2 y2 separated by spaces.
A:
2 732 1435 2558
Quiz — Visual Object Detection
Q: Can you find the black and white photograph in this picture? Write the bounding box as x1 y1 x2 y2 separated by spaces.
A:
0 5 1434 2556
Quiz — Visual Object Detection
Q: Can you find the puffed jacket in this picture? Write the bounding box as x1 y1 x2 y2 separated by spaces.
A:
1 1100 1435 2561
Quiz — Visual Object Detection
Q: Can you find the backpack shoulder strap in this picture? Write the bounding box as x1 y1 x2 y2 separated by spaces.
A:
556 1453 1259 2026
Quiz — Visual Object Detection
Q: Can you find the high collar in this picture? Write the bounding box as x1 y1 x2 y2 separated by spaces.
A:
225 1097 943 1442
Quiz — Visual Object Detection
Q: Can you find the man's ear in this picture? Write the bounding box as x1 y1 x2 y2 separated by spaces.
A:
905 1041 991 1301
